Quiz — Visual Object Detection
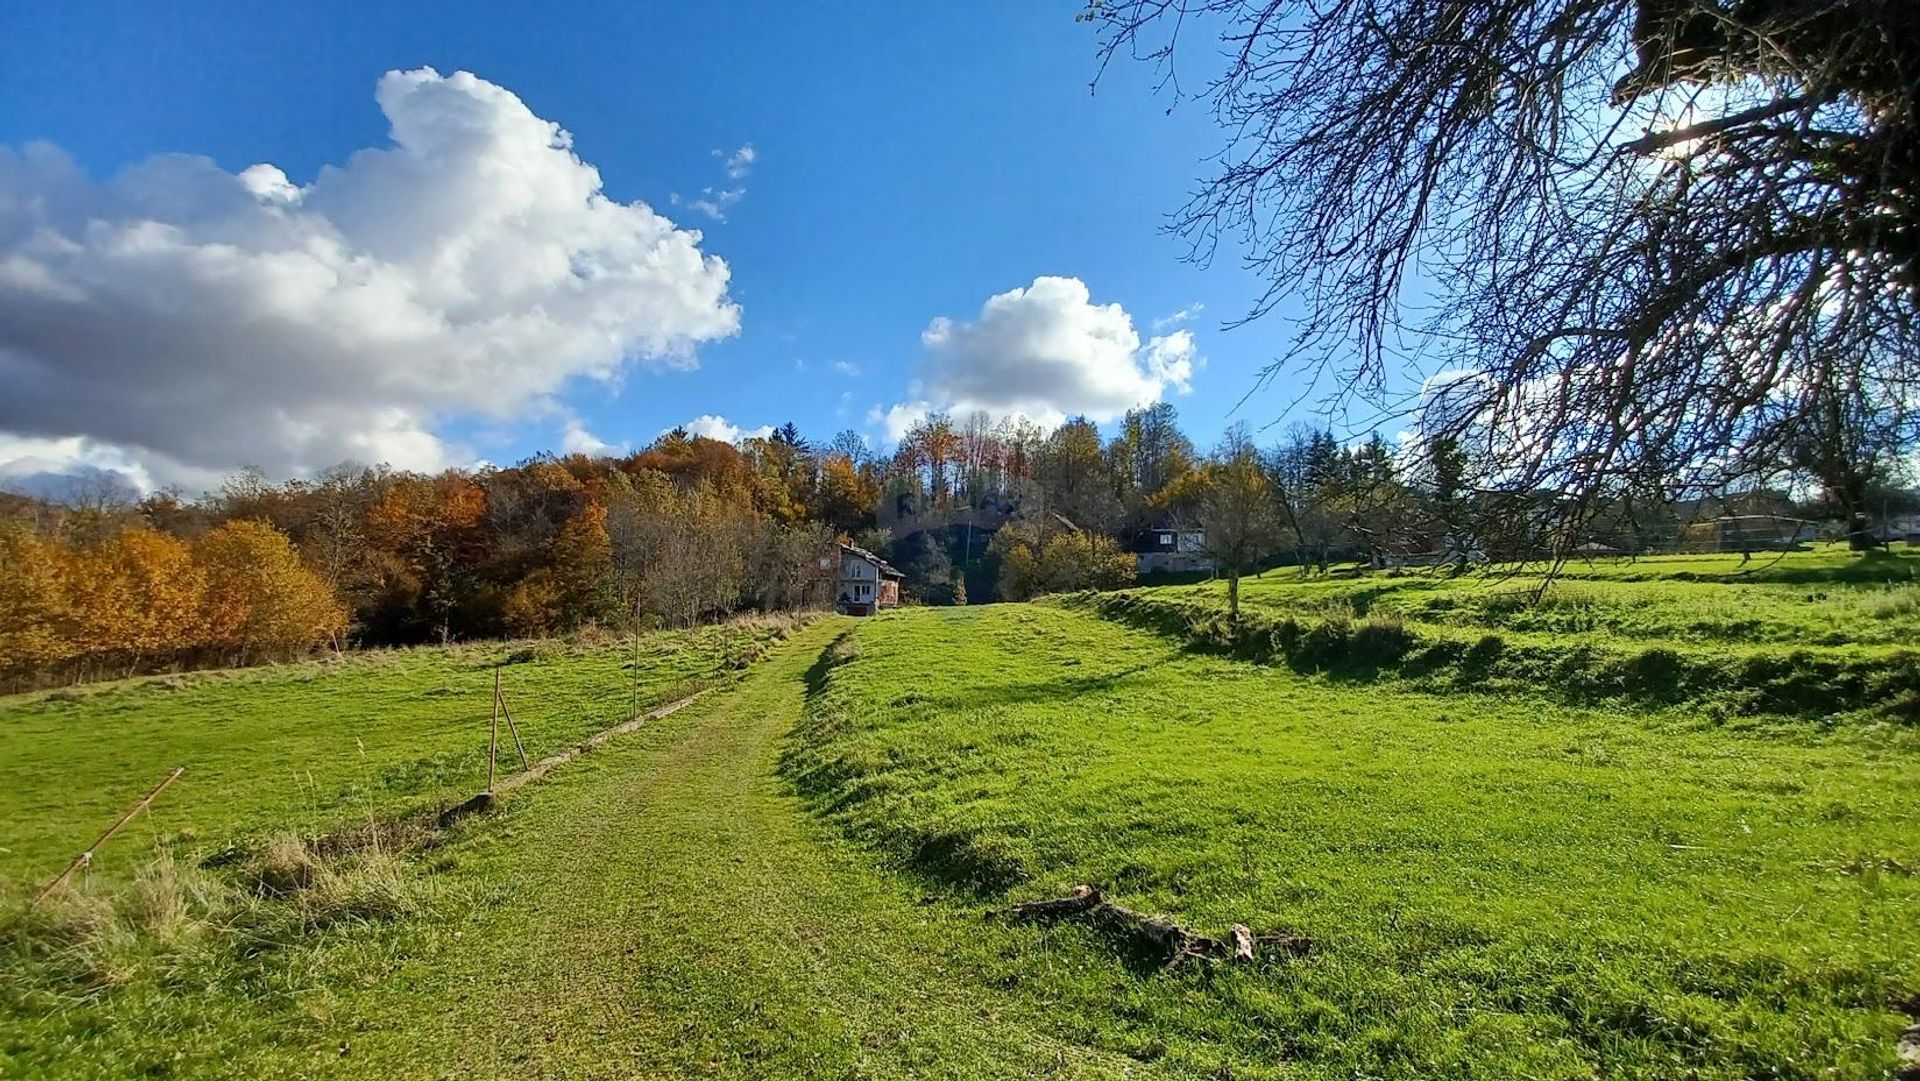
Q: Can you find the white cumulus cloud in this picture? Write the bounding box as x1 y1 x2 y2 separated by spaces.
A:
867 401 933 443
559 417 623 457
719 144 756 180
671 414 774 443
0 67 740 491
887 276 1199 435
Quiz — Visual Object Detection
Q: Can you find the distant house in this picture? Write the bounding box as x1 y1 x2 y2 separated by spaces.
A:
1680 515 1817 551
1873 513 1920 545
1133 519 1213 574
837 542 903 616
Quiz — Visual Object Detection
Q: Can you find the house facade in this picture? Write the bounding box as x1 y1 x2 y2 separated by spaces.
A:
1133 523 1213 574
837 542 903 616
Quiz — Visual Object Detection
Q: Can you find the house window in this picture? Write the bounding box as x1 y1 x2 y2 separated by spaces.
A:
1158 533 1174 545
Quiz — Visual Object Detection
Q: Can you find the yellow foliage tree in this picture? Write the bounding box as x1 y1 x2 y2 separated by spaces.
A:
1037 532 1136 594
552 502 614 627
70 529 207 665
0 526 75 675
197 520 348 661
502 570 563 637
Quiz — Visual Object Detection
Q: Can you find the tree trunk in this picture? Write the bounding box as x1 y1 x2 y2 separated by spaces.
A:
1849 514 1874 551
1832 470 1876 551
1228 568 1241 621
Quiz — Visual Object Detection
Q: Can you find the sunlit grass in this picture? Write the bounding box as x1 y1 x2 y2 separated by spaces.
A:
1155 546 1920 648
788 604 1920 1079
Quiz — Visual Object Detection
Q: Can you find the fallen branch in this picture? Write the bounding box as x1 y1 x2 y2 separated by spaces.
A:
1004 883 1101 919
999 885 1312 970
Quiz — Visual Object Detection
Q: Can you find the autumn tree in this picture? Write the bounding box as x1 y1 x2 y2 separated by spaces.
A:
1034 417 1119 531
1111 402 1197 529
813 452 878 535
551 500 616 626
1194 428 1282 619
989 521 1134 600
0 526 74 678
69 529 207 669
197 520 347 662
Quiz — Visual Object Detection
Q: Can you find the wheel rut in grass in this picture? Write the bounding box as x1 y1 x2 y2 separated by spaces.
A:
321 619 1166 1081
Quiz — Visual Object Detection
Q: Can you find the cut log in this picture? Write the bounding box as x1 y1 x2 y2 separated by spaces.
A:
1089 902 1224 967
1255 931 1314 958
1894 1022 1920 1081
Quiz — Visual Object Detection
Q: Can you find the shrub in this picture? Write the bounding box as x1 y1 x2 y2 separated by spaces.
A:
1350 617 1415 668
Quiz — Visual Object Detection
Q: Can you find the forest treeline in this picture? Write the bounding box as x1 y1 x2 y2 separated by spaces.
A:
3 402 1904 687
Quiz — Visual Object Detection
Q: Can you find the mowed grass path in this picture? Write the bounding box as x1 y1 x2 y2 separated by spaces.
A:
309 618 1165 1080
790 605 1920 1079
5 619 1172 1080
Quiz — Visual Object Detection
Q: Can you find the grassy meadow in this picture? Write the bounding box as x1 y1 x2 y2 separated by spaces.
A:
0 619 795 891
788 600 1920 1078
1151 546 1920 650
2 549 1916 1079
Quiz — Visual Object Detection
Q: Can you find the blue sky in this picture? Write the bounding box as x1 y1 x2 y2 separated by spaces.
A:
0 1 1336 492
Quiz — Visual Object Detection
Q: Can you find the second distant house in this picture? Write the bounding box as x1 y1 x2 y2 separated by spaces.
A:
837 542 903 616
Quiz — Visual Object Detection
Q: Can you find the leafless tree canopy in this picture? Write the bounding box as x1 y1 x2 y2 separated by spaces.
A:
1089 0 1918 538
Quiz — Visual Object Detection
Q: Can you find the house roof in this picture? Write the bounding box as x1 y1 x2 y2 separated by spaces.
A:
839 541 904 579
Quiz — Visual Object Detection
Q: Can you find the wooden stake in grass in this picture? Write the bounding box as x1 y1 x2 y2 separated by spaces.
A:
631 628 642 720
488 674 500 793
495 674 530 771
32 766 184 909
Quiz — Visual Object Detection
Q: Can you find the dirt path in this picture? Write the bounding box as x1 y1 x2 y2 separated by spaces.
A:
307 620 1165 1080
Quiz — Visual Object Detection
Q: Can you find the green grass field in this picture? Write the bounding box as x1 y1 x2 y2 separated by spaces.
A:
789 603 1919 1079
1151 546 1920 650
0 620 794 891
2 551 1917 1079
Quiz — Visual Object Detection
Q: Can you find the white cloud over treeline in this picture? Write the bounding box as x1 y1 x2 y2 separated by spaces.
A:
666 414 774 443
0 68 739 490
876 275 1199 440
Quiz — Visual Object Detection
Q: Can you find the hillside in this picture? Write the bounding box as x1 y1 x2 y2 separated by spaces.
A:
788 603 1919 1078
2 557 1917 1079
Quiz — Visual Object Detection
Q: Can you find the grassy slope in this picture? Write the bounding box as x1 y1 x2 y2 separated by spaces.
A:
787 604 1920 1080
0 623 783 893
3 620 1175 1080
1152 546 1920 650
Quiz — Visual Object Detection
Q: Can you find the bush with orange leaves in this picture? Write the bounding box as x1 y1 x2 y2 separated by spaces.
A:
0 519 346 688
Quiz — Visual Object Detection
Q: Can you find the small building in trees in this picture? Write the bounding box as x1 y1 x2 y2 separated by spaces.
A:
1132 517 1213 575
837 542 903 616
